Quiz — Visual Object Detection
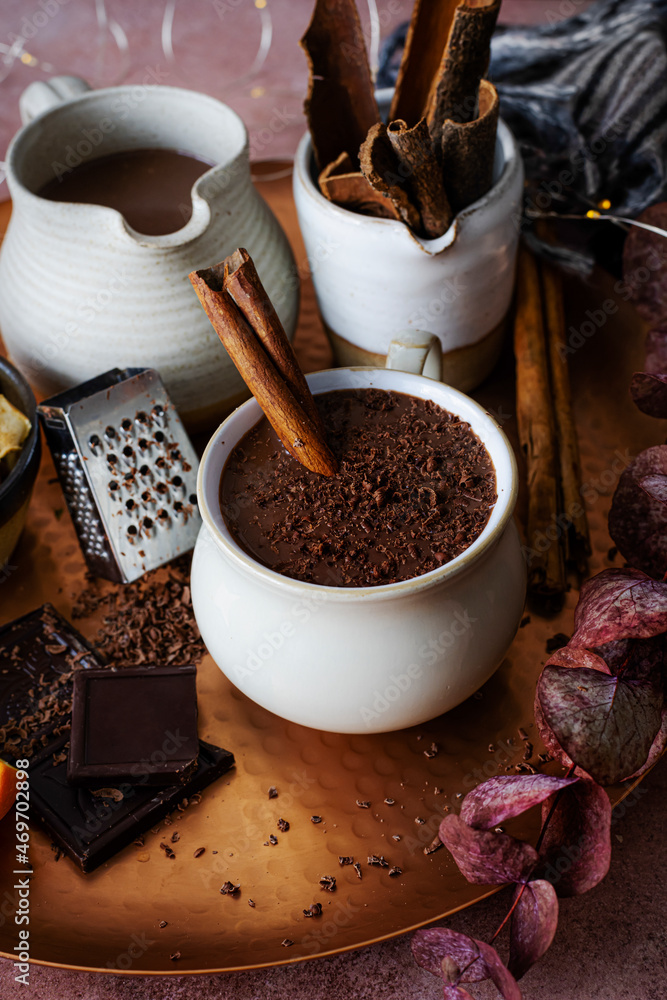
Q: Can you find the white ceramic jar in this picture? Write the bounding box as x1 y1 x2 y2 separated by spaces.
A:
191 367 526 734
0 77 299 430
292 104 523 394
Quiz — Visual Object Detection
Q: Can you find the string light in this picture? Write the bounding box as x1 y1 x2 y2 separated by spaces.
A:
526 207 667 241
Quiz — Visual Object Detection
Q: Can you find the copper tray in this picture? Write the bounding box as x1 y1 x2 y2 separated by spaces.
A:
0 173 659 975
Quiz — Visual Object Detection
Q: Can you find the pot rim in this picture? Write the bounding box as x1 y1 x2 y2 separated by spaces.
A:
197 367 519 603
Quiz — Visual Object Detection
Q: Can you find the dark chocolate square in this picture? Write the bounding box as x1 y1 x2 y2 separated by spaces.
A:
31 735 234 872
67 665 199 785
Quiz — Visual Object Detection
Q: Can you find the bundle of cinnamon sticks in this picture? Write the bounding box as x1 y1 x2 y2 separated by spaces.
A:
301 0 501 239
514 245 591 605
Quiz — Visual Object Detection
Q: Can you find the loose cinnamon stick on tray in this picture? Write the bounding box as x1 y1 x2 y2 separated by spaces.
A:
300 0 379 170
426 0 500 134
319 153 403 220
541 261 591 573
389 0 461 126
514 245 566 601
439 79 499 215
189 252 338 478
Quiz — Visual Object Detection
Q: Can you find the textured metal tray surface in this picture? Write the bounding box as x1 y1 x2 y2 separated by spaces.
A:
0 176 661 974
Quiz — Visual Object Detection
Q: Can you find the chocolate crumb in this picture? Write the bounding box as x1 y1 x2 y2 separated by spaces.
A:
303 902 323 918
319 875 336 892
170 831 180 844
170 951 181 961
193 847 205 858
423 742 439 758
415 817 425 825
248 899 256 908
269 834 278 845
388 867 403 877
520 615 531 628
159 843 176 859
384 797 395 806
353 863 362 880
277 818 290 832
159 920 168 928
268 786 278 799
220 881 240 896
356 799 371 809
368 855 389 868
310 815 322 824
392 835 401 842
281 939 293 948
338 856 354 866
522 742 534 761
133 836 145 848
424 837 443 856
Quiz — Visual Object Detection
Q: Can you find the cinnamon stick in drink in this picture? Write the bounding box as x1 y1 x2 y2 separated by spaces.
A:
541 261 591 573
300 0 379 171
223 249 323 432
514 245 566 601
189 253 338 478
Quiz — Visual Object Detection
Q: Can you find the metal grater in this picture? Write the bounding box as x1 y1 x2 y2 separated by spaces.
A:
38 368 201 584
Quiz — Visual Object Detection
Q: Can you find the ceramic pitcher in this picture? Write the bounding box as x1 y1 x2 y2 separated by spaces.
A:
0 76 299 430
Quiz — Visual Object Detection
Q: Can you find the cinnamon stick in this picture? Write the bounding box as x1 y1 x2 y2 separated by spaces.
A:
426 0 500 135
541 261 591 573
439 79 499 215
319 153 403 220
223 249 323 432
386 118 453 237
514 245 566 601
300 0 379 170
359 123 421 233
189 254 338 478
389 0 461 126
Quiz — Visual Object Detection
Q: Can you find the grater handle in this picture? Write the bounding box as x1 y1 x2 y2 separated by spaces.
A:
19 76 92 125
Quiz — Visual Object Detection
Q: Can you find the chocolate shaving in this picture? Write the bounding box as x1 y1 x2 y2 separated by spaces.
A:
303 902 323 918
319 875 336 892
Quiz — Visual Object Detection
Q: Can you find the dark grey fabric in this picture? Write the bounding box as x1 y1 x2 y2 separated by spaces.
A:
377 0 667 219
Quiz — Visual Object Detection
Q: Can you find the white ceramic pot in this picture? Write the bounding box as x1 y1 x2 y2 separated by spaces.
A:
292 105 524 393
0 76 299 430
191 366 526 734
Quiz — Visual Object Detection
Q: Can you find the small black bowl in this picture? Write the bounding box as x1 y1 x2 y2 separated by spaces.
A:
0 355 41 564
